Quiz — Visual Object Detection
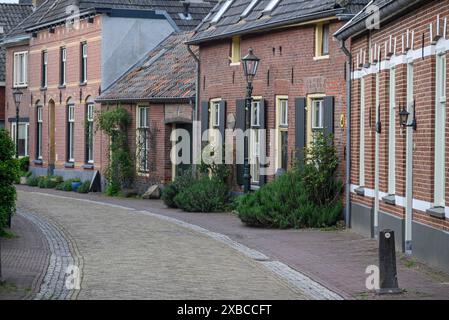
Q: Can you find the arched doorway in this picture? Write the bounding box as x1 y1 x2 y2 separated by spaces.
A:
48 99 56 174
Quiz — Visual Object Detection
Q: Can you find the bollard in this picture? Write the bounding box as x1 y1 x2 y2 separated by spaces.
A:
377 229 401 294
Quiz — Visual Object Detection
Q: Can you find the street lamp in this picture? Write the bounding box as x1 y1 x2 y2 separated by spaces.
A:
399 101 417 131
13 88 23 158
241 48 260 193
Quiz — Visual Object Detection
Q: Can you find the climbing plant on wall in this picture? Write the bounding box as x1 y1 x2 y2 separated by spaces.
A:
96 107 134 196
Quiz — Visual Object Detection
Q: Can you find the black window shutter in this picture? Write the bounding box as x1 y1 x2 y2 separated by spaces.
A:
295 97 306 165
201 101 209 143
259 99 267 187
219 100 226 144
323 96 335 141
235 99 245 186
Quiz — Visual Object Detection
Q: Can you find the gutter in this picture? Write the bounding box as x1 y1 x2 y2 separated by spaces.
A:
187 8 345 45
339 38 352 228
95 97 194 104
187 44 200 175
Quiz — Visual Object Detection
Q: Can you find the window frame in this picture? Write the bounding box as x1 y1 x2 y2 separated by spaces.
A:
80 42 87 84
11 122 29 158
41 50 48 88
311 98 324 130
434 53 446 207
60 47 66 86
13 51 28 88
279 99 288 127
359 77 366 188
67 103 75 162
275 96 289 171
37 105 43 159
315 23 330 59
86 103 94 163
136 105 149 174
230 36 241 65
388 67 396 195
211 101 220 127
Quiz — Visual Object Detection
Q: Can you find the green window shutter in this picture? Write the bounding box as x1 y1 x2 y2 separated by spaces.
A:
295 97 306 165
323 96 335 141
259 99 267 187
201 101 209 141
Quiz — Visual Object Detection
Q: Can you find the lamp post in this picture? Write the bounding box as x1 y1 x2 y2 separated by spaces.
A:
13 89 23 158
241 48 260 193
399 101 417 131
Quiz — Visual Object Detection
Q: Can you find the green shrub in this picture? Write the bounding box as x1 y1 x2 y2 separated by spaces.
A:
77 181 90 193
18 156 29 172
106 182 120 196
174 176 230 212
38 176 47 188
27 176 40 187
161 170 193 208
0 129 19 230
236 132 343 229
60 179 75 191
55 182 65 190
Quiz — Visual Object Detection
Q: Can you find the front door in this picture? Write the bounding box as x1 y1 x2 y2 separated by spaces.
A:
174 123 192 178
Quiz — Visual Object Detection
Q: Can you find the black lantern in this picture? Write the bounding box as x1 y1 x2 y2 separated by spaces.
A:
13 88 23 158
13 88 23 106
242 48 260 84
399 101 417 131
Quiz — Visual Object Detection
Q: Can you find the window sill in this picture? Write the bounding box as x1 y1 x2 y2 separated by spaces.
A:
33 159 43 165
229 62 241 66
40 87 47 91
82 163 94 170
58 85 66 89
79 82 87 87
64 162 75 168
354 186 365 196
313 55 330 61
13 85 28 89
426 207 445 219
382 194 396 205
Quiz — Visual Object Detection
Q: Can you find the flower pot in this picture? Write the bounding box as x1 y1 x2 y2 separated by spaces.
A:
20 176 28 185
71 181 82 191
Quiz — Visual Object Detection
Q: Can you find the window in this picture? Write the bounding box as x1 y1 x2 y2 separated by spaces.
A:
36 105 43 159
80 42 87 83
230 36 241 64
263 0 280 12
251 100 260 126
241 0 259 18
67 103 75 162
211 0 233 23
11 122 29 157
211 101 220 127
315 24 330 57
359 78 366 187
434 53 446 207
279 99 288 126
311 99 324 129
250 99 261 183
137 106 149 173
388 67 396 195
60 47 66 86
276 97 288 171
41 51 47 88
86 103 94 163
13 51 28 87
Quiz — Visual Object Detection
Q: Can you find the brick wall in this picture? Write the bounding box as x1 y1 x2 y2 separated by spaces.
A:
349 0 449 231
199 20 348 190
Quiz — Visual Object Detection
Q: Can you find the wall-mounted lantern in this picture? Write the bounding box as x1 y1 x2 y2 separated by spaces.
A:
399 101 417 131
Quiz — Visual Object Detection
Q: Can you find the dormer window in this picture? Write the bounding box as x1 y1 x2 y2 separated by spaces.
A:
211 0 234 24
263 0 281 13
241 0 260 18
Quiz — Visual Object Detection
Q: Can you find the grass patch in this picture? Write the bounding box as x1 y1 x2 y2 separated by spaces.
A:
0 229 17 239
0 281 18 293
400 255 417 268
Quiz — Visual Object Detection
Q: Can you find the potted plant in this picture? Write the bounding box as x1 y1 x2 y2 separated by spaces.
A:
71 178 82 191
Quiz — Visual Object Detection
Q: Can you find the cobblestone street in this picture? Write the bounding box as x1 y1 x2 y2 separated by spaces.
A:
9 191 314 300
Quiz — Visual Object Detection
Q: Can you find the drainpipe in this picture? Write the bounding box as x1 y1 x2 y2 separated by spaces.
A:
339 39 352 228
187 44 200 175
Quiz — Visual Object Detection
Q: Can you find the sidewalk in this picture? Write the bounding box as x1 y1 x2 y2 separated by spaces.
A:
15 185 449 299
0 212 49 300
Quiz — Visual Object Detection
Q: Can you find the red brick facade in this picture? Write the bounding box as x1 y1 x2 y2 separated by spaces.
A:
198 20 348 190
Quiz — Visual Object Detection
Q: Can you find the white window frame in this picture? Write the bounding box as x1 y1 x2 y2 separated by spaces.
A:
42 51 48 88
263 0 280 12
211 0 234 23
434 53 446 207
359 78 366 187
68 104 75 162
37 106 43 159
86 103 94 163
322 24 330 56
241 0 259 18
275 96 289 171
13 51 28 88
279 99 288 126
81 43 87 83
311 99 324 129
61 47 66 86
136 106 149 174
212 101 220 127
11 122 29 157
250 128 260 184
388 67 396 195
251 100 260 127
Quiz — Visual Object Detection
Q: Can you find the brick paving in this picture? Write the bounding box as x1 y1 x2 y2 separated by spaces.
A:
16 190 309 300
15 185 449 300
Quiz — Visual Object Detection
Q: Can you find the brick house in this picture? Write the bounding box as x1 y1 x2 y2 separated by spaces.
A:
2 0 216 185
186 0 369 193
97 32 196 193
0 1 34 130
334 0 449 273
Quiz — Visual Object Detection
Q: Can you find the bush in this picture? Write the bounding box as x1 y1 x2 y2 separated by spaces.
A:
59 179 75 192
236 132 343 229
174 176 230 212
27 176 40 187
161 170 193 208
77 181 90 193
0 129 19 230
